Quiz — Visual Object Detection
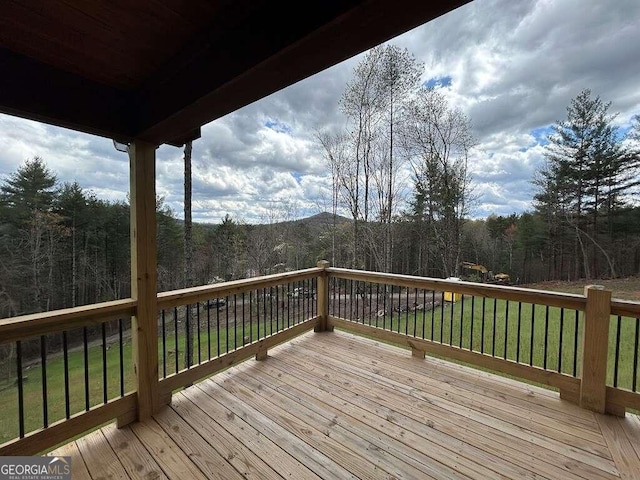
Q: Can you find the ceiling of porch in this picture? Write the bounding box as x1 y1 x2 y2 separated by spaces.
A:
0 0 470 147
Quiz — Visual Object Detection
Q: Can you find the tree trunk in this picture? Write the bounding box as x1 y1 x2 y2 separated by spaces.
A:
183 141 194 369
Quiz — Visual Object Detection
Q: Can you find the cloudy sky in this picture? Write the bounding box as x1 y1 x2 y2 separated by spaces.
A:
1 0 639 224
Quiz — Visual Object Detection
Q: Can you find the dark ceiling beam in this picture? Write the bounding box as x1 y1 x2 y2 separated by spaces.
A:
135 0 360 145
0 48 133 142
136 0 471 145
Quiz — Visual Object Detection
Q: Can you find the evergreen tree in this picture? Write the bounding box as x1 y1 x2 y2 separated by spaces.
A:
534 89 636 279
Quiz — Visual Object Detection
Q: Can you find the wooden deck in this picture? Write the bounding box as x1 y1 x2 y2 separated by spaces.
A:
49 329 640 479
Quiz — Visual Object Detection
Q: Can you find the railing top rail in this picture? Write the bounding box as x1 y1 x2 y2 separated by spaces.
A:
327 267 587 311
157 267 323 309
610 299 640 318
0 298 137 344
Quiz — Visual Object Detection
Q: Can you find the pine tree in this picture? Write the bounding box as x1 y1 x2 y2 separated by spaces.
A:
534 89 636 279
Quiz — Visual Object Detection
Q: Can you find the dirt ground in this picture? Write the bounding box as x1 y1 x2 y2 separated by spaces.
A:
521 276 640 301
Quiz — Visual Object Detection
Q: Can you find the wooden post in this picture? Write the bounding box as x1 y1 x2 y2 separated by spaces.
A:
129 140 160 421
314 260 332 332
579 285 611 413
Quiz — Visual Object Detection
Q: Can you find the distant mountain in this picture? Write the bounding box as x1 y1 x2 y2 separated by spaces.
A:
284 212 351 227
194 211 350 229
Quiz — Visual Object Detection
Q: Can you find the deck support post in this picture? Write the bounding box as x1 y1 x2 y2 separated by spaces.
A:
411 347 426 359
579 285 611 414
314 260 332 332
129 140 160 421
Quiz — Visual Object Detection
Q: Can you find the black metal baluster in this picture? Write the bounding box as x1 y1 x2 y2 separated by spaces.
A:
440 292 445 343
226 295 230 353
40 335 48 428
516 302 522 363
383 285 387 330
481 297 486 354
633 318 639 392
197 304 201 364
83 326 90 410
207 301 211 360
162 309 167 378
543 306 549 370
216 301 221 357
63 331 70 418
287 283 291 328
119 319 124 397
470 296 475 350
370 284 374 326
101 323 107 403
558 309 565 374
265 288 269 337
350 280 354 322
270 286 274 333
449 295 454 346
398 287 402 334
354 281 359 322
573 310 579 377
414 289 418 337
422 289 427 339
376 284 380 327
504 301 509 360
338 280 342 320
405 288 410 335
185 305 191 369
242 292 246 345
613 316 621 388
492 299 497 356
364 282 368 325
431 290 436 341
16 340 24 438
234 293 238 350
250 291 254 342
174 307 179 373
529 305 535 366
459 295 465 347
275 288 279 333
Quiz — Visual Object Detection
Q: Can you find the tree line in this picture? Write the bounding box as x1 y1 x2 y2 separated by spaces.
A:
0 160 324 318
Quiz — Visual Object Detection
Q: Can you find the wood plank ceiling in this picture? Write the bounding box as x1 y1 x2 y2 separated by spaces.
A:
0 0 471 147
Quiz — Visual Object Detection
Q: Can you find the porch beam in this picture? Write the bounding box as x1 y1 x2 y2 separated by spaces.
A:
129 140 160 420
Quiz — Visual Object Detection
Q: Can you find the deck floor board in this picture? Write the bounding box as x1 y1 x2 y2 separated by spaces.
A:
49 329 639 479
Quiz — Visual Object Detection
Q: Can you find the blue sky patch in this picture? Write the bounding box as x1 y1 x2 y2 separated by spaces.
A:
424 75 452 89
265 119 292 134
530 125 553 145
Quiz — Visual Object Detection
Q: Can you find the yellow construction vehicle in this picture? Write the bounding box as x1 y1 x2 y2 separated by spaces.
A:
460 262 510 285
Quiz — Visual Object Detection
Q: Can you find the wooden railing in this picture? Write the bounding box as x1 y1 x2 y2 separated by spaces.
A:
324 267 640 416
1 262 639 456
0 267 324 455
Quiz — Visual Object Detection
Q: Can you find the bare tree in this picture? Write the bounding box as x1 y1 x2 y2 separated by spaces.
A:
337 44 422 271
402 87 476 277
316 130 350 266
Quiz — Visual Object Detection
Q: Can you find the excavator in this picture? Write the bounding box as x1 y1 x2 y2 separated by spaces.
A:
460 262 511 285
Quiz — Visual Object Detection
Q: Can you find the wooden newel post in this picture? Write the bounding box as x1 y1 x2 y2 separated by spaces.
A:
129 141 160 421
579 285 611 413
315 260 332 332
